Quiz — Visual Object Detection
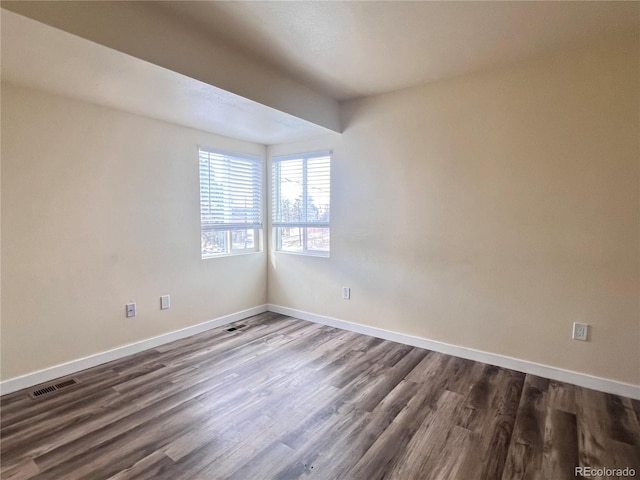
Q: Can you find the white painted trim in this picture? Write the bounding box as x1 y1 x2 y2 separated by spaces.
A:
267 304 640 400
4 303 637 400
0 305 268 396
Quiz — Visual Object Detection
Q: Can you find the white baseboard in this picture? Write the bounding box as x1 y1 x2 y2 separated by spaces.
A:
268 304 640 400
4 303 638 400
0 305 268 396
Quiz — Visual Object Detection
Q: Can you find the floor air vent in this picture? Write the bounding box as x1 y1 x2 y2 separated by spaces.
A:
224 324 246 333
29 378 80 399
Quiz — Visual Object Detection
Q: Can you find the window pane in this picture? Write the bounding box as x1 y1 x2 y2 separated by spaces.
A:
231 229 255 251
277 227 329 254
202 230 227 256
278 227 303 252
273 159 304 224
272 151 330 256
199 148 262 258
306 156 330 223
307 227 330 252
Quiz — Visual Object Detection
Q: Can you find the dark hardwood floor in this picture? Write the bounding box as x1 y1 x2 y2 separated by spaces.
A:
1 312 639 479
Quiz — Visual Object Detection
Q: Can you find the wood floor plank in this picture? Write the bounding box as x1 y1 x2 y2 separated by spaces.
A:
342 381 441 480
106 451 176 480
458 368 524 480
547 380 577 414
30 399 210 479
631 399 640 425
576 388 618 471
261 406 372 480
1 313 637 480
606 394 640 446
500 375 549 480
158 415 279 480
344 352 473 480
609 439 640 473
456 363 502 433
182 414 294 480
311 379 425 479
386 389 468 480
541 408 579 480
227 441 296 480
268 357 424 479
0 457 40 480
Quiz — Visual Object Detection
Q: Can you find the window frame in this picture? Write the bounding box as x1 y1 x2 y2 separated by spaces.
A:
199 146 263 258
272 150 331 257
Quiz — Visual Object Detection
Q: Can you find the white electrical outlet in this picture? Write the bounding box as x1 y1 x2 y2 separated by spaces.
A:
342 287 351 300
161 295 170 310
126 302 136 318
572 322 588 341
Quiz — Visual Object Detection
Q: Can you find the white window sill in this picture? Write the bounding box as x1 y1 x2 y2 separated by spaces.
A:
273 250 330 258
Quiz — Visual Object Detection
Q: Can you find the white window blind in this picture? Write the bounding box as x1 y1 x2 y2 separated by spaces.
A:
199 148 262 233
272 151 330 255
272 151 330 228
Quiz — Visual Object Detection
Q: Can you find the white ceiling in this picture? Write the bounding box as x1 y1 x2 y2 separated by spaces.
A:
0 9 332 145
157 1 640 101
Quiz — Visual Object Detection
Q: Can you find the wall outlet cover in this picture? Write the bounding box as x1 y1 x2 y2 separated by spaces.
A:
572 322 588 341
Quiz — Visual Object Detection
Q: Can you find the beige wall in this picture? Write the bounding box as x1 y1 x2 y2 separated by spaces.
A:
268 34 640 385
2 33 638 387
1 84 267 380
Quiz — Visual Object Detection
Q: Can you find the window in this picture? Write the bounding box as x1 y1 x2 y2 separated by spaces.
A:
272 151 330 255
199 147 262 257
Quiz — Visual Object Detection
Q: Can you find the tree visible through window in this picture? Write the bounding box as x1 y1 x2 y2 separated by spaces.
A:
272 151 330 255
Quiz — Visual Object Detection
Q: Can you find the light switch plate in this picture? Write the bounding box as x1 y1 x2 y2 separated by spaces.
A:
161 295 170 310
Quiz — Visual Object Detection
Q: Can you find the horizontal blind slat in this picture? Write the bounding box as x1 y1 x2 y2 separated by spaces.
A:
272 151 330 226
199 148 262 230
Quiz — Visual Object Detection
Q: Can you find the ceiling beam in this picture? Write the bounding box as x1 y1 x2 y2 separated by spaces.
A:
1 1 341 133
